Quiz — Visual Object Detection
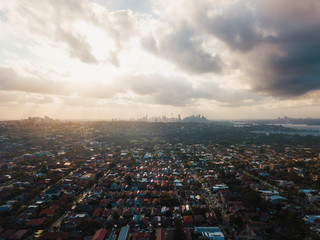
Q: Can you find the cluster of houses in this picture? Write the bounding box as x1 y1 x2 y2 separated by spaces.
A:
0 120 320 239
188 143 320 239
0 138 226 239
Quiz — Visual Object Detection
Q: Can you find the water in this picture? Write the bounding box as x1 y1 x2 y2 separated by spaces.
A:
253 124 320 136
275 124 320 131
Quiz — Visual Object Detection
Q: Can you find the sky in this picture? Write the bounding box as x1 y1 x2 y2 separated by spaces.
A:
0 0 320 120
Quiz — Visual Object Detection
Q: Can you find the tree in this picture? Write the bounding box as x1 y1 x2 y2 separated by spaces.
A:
11 201 22 212
173 218 186 240
242 188 262 209
95 171 104 179
78 219 100 235
124 174 132 186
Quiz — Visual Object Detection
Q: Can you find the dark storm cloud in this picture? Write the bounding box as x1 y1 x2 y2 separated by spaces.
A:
198 2 263 52
141 25 223 74
250 14 320 96
191 0 320 97
250 32 320 97
256 24 320 97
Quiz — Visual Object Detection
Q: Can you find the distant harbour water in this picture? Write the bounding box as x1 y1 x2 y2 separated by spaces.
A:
252 124 320 136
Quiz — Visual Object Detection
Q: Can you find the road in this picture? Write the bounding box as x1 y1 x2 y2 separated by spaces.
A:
47 170 109 232
49 213 67 231
192 173 234 238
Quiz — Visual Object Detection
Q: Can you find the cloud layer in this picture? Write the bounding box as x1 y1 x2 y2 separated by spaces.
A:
199 0 320 97
0 0 320 119
141 25 223 74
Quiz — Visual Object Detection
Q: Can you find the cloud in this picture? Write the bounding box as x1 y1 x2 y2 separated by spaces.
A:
2 0 320 120
0 66 116 99
244 0 320 97
0 65 265 108
192 81 264 107
77 81 116 99
141 24 223 74
1 0 99 64
55 28 98 64
0 90 55 105
117 74 194 106
150 0 320 98
116 73 262 107
107 10 139 45
170 0 320 97
197 2 264 52
104 9 139 66
1 0 139 65
0 67 69 95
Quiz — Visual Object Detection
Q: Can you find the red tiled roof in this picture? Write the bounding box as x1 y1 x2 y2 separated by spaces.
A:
8 230 28 240
156 228 165 240
40 206 59 216
39 232 71 240
0 230 15 239
26 218 46 226
92 228 108 240
132 232 152 240
183 216 194 223
92 208 103 217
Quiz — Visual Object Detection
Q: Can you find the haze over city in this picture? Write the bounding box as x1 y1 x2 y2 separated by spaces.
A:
0 0 320 120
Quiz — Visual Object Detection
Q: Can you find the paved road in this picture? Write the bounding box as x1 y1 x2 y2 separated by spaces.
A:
47 170 109 232
192 173 234 239
49 213 67 231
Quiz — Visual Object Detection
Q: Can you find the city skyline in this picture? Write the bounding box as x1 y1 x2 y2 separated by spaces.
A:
1 0 320 120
